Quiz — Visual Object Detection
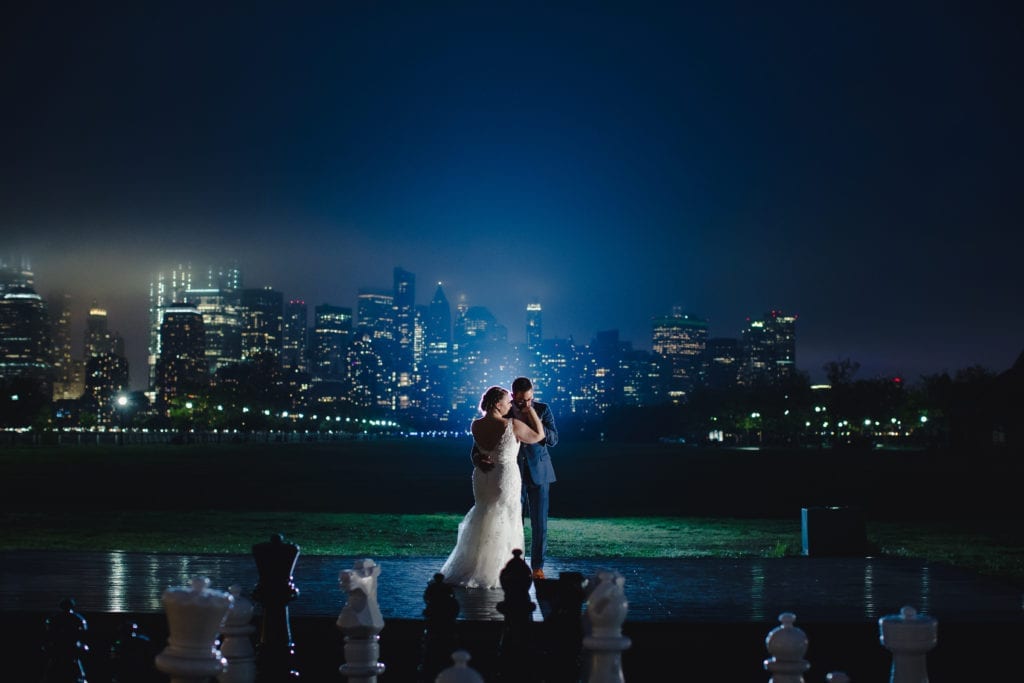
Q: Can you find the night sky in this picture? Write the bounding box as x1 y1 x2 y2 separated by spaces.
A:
2 2 1021 391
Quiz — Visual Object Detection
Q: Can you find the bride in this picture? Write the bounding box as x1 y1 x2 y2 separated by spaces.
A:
439 385 545 588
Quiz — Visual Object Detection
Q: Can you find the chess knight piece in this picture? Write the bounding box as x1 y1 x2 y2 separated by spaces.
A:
337 558 386 682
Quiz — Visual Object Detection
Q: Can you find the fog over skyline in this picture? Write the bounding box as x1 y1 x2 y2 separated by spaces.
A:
4 3 1022 392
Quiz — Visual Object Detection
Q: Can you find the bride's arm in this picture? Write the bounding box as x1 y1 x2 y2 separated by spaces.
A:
513 406 545 444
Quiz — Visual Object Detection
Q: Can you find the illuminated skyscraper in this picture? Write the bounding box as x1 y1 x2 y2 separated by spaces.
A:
240 287 283 359
183 288 242 375
48 291 80 400
282 299 309 373
526 302 542 350
311 304 353 381
421 283 453 421
740 310 797 385
155 304 206 404
651 307 708 403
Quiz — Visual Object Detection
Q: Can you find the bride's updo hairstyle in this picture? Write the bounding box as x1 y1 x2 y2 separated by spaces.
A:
480 386 508 414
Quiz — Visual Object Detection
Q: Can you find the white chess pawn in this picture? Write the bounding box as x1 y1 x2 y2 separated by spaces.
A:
435 649 485 683
156 576 233 683
763 612 810 683
217 585 256 683
879 605 937 683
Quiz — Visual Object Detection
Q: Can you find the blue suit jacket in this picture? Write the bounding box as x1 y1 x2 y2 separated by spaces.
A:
516 401 558 486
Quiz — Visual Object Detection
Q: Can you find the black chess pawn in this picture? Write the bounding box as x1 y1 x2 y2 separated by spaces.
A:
40 597 90 683
495 549 537 682
417 573 461 682
109 619 159 682
252 533 301 680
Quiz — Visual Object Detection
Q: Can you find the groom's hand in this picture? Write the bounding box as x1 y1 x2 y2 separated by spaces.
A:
471 443 495 472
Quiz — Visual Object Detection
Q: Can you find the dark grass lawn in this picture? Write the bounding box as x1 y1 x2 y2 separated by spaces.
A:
2 439 1021 584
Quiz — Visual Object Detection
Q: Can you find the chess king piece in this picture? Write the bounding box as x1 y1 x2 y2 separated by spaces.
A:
155 577 233 683
337 558 386 682
251 533 301 680
218 585 257 683
582 570 631 683
40 596 90 683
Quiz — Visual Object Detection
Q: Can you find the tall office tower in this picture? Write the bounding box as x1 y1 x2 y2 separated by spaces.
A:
651 307 709 403
282 299 309 373
206 262 242 292
84 352 129 424
240 287 284 359
704 337 740 391
451 304 512 414
392 267 417 406
310 304 353 382
765 310 797 381
421 283 453 421
587 329 627 413
149 264 194 389
0 257 34 294
526 302 542 351
84 305 114 358
0 286 52 380
532 337 578 417
619 347 659 408
155 304 206 404
48 291 78 400
183 287 242 375
356 288 395 341
0 284 53 424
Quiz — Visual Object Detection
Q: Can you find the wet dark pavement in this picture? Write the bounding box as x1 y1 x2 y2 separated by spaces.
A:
2 550 1021 624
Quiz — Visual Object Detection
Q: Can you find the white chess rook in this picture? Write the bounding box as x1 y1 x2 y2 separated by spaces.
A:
155 576 233 683
879 605 937 683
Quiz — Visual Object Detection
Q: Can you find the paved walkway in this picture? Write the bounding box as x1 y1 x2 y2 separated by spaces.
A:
2 550 1021 624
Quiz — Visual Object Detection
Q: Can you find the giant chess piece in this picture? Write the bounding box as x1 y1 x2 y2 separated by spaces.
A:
251 533 301 680
435 650 485 683
582 570 631 683
337 558 386 683
879 605 937 683
110 619 159 682
543 571 587 682
495 549 537 682
418 573 461 682
763 612 810 683
155 577 233 683
40 597 90 683
218 585 257 683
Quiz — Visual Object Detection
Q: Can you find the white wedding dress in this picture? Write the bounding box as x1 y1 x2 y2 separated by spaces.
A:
439 420 525 588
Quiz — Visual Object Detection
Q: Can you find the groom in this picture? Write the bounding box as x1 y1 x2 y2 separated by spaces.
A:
473 376 559 579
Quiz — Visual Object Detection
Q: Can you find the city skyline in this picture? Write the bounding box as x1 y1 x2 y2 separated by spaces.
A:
4 3 1022 391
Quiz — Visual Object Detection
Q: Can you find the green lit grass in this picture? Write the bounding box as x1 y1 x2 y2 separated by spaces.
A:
2 510 1021 586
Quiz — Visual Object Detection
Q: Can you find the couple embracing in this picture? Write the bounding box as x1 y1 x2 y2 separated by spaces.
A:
439 376 559 588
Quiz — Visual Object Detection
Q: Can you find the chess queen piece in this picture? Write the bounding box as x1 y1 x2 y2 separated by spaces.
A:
251 533 301 680
40 596 90 683
582 570 631 683
337 558 386 682
879 605 937 683
763 612 810 683
155 577 233 683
